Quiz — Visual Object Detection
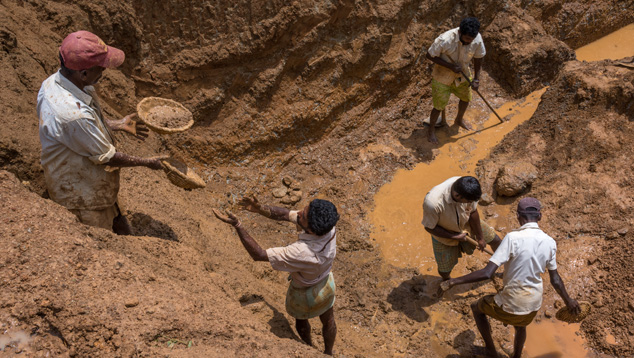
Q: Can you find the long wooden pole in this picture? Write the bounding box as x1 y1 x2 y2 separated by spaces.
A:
460 70 505 123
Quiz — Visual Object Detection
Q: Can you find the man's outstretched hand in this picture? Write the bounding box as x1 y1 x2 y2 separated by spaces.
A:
212 209 241 228
239 196 273 217
115 114 150 141
239 196 262 213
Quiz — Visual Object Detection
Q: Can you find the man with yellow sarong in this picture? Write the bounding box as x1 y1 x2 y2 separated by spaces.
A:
425 17 486 144
213 196 339 356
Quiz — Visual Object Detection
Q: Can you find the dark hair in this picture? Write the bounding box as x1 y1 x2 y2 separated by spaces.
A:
307 199 340 236
518 208 541 222
459 17 481 37
454 176 482 201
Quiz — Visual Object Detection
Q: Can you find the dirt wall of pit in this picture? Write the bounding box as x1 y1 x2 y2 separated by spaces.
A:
1 0 633 356
476 59 634 357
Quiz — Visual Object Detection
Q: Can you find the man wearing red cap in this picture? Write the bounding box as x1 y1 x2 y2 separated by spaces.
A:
37 31 163 234
440 197 580 358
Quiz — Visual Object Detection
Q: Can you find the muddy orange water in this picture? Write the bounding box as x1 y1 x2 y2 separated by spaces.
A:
370 25 632 357
576 23 634 62
370 87 547 273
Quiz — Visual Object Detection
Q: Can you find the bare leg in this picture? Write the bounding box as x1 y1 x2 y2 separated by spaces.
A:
453 100 472 130
296 319 312 347
319 307 337 355
489 234 502 252
439 108 448 126
427 108 442 144
512 326 527 358
471 301 498 357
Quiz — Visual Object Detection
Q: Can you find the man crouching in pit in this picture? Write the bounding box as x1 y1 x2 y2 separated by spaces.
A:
213 196 339 355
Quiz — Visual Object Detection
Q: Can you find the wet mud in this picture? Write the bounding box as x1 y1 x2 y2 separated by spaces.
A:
1 1 633 357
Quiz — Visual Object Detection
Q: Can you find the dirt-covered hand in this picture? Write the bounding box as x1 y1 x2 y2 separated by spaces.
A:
119 114 150 140
471 79 480 90
146 155 169 170
452 64 462 73
213 209 241 227
477 238 486 251
567 298 581 315
239 196 263 213
440 280 453 292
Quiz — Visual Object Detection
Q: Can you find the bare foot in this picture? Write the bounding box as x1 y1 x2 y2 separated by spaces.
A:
427 132 439 144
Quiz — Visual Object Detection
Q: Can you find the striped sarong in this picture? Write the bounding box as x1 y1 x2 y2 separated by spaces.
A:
432 220 497 273
286 273 335 319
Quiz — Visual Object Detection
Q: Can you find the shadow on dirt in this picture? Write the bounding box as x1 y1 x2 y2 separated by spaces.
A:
238 294 301 342
388 274 497 323
400 121 505 162
399 128 435 162
129 212 179 241
386 274 442 322
443 329 483 358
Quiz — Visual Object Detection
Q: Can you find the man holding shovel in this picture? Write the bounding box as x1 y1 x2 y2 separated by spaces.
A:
425 17 486 144
213 197 339 355
440 197 581 358
422 176 501 280
38 31 164 234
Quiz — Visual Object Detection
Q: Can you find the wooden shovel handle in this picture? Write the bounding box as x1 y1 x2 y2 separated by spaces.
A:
465 236 494 255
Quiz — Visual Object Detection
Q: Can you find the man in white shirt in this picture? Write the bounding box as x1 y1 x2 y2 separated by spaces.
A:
37 31 164 234
213 196 339 356
425 17 486 144
441 197 580 358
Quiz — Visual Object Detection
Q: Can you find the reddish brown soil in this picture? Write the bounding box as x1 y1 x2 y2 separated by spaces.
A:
1 0 633 357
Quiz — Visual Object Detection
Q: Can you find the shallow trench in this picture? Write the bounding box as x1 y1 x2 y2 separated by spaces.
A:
1 1 633 357
369 26 633 358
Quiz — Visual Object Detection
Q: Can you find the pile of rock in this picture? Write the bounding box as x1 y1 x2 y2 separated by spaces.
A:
272 177 303 205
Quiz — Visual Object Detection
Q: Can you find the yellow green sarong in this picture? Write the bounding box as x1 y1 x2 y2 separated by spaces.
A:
431 78 473 110
286 273 335 319
432 220 497 273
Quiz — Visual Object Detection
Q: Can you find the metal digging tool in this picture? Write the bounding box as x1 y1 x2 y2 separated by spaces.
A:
460 70 505 123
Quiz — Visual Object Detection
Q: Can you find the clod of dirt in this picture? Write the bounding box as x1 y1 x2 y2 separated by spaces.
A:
124 299 139 308
494 162 538 196
282 177 293 187
281 194 302 205
146 105 192 129
479 193 494 205
272 187 288 198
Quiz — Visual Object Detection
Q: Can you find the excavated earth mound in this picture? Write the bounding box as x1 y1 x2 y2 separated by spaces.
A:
476 59 634 357
1 0 633 357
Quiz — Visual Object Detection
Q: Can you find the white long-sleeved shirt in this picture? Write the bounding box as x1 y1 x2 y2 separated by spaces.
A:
37 70 119 210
